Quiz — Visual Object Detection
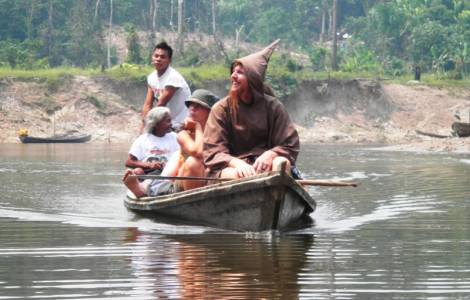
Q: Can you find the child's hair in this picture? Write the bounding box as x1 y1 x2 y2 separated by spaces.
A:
143 107 171 134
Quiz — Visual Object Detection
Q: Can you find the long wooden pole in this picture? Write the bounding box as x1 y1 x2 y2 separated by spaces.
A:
297 179 358 187
131 174 230 181
131 174 359 187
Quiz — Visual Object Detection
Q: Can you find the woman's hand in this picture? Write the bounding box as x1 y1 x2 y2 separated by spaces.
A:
253 150 277 173
184 119 197 131
230 158 256 178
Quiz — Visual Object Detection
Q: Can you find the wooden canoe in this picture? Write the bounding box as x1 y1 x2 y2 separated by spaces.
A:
19 134 91 143
415 130 450 138
124 171 316 232
452 122 470 137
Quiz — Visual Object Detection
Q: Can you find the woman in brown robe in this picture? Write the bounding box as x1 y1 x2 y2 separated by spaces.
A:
203 40 300 179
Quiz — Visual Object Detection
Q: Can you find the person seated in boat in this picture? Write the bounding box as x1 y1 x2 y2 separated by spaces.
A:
123 106 180 197
203 39 300 180
175 89 220 190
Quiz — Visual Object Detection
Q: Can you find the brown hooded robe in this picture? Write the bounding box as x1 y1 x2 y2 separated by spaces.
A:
203 40 300 176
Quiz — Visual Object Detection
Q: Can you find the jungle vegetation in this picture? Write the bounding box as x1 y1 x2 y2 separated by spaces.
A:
1 0 469 81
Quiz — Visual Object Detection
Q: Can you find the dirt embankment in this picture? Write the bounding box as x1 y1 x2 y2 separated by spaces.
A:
1 77 469 153
286 80 470 153
0 76 143 144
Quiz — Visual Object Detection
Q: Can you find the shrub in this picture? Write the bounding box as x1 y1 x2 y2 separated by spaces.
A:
308 47 329 71
340 47 383 73
383 56 406 77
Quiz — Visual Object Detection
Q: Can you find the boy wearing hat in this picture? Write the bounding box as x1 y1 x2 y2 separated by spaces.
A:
203 40 300 179
175 89 219 190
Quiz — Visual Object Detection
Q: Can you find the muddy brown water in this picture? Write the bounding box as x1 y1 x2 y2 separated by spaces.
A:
0 143 469 299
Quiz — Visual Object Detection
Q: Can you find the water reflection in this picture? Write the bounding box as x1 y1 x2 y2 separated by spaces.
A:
1 143 470 299
124 229 314 299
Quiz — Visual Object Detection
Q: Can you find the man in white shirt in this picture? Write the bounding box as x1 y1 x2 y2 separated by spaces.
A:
143 42 191 129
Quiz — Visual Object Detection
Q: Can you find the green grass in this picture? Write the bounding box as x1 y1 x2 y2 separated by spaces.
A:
413 74 470 88
179 64 229 85
294 70 379 81
0 67 101 81
1 65 469 89
104 63 229 86
105 64 150 82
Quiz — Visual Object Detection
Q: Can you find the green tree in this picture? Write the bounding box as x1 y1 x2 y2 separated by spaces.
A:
126 26 142 64
408 21 452 71
65 0 104 67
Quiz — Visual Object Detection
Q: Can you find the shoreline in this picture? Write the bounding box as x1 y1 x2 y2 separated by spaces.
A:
1 77 469 154
6 133 469 155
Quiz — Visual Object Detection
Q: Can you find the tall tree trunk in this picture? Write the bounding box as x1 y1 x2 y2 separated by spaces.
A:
47 0 53 57
107 0 113 69
93 0 101 24
152 0 158 33
210 0 228 63
27 0 36 39
147 0 158 60
170 0 174 29
328 8 332 38
361 0 371 15
331 0 337 70
176 0 184 54
235 25 244 56
194 0 199 35
211 0 216 35
319 1 327 43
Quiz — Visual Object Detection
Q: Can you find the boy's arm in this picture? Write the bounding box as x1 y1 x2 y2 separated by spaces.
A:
155 86 177 106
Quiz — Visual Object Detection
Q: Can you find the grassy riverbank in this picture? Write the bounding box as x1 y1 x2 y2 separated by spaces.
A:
1 67 469 154
0 64 228 84
2 65 470 89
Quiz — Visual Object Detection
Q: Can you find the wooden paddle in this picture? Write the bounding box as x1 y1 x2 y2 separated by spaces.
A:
131 174 359 187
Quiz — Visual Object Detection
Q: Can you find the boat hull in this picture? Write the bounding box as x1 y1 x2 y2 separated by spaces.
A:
452 122 470 137
124 172 316 232
19 134 91 143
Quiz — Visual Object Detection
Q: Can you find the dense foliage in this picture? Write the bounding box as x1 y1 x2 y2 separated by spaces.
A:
1 0 469 79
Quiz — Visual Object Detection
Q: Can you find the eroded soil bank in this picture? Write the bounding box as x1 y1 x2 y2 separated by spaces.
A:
287 79 470 153
1 76 469 153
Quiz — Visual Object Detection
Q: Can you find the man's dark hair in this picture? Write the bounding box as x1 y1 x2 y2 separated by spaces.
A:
154 41 173 59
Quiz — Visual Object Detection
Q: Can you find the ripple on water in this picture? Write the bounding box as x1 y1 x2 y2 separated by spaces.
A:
1 144 470 299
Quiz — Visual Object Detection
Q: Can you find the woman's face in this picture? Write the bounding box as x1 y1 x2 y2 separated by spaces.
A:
153 114 172 137
188 103 210 123
230 64 249 99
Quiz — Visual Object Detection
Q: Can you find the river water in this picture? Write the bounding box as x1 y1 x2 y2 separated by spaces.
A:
0 143 469 299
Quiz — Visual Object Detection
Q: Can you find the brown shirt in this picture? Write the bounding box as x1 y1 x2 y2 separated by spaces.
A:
203 93 299 175
203 39 299 176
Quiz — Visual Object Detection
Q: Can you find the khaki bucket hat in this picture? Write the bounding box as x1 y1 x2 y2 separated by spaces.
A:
185 89 220 110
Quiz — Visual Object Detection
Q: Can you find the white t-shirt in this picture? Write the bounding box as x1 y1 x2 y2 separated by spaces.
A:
147 67 190 128
129 132 180 164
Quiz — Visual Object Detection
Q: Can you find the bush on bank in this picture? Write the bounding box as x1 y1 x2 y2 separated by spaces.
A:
1 64 470 93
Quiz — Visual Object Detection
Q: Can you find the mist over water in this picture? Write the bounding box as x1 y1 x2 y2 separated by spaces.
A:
1 143 469 299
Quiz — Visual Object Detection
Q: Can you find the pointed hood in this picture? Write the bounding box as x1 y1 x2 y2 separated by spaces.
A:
231 39 280 100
